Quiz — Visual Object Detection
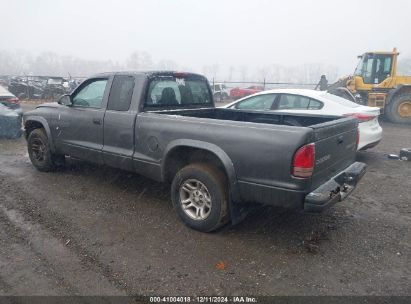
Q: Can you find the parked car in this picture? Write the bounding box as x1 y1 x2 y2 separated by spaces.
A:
8 76 45 99
0 103 23 139
8 76 70 100
24 71 365 232
230 85 263 100
211 83 230 101
0 85 22 115
224 89 382 151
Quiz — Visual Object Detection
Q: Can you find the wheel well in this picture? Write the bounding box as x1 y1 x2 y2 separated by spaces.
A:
164 147 228 184
25 120 44 139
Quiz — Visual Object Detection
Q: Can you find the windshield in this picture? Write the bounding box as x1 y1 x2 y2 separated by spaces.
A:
354 53 392 84
145 75 212 108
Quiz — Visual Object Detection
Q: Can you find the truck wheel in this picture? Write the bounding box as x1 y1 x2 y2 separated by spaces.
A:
27 128 65 172
386 93 411 124
171 163 230 232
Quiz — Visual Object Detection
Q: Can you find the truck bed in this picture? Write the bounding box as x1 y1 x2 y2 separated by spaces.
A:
139 107 359 208
152 107 339 127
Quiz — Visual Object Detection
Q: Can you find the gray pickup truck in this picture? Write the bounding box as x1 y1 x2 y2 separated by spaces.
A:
23 71 366 232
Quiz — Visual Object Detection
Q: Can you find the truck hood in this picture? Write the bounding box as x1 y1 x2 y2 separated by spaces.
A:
36 102 60 109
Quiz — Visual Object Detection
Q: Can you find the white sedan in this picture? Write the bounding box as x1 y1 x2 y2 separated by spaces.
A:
224 89 382 150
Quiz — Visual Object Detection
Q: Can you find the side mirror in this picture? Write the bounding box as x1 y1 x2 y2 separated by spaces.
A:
58 94 72 106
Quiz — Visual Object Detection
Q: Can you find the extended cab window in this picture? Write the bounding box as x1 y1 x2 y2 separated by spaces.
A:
72 79 108 108
107 76 135 111
145 75 212 108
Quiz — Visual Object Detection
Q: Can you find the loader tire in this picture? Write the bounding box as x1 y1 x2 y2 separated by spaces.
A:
386 94 411 124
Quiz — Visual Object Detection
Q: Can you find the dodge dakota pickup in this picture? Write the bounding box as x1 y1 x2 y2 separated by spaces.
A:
23 71 366 232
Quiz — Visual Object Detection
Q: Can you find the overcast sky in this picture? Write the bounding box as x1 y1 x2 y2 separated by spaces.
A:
2 0 411 75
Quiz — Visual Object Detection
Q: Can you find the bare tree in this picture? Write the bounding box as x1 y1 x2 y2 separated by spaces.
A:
126 51 153 70
398 57 411 75
239 66 248 82
157 59 178 70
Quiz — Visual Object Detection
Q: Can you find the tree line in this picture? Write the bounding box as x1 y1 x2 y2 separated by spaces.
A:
1 49 410 84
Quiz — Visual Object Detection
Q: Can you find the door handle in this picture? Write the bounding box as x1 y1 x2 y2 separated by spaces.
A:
92 118 102 125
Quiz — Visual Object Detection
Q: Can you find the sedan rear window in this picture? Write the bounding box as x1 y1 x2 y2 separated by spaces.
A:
322 92 361 108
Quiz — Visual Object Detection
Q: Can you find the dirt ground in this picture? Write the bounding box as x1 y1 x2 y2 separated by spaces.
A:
0 104 410 296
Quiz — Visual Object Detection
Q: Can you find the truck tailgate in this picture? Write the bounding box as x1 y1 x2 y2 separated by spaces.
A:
310 117 358 191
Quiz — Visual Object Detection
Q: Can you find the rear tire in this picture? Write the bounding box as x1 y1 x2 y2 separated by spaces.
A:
171 163 230 232
385 94 411 124
27 128 65 172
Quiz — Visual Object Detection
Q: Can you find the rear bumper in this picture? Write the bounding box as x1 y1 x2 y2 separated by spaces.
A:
304 162 366 212
357 121 382 150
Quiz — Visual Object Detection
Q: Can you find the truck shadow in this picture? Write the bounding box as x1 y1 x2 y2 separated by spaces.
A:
62 157 350 254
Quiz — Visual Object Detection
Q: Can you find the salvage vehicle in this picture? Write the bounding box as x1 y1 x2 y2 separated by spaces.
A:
229 85 263 100
224 89 382 151
211 83 230 101
8 76 70 100
0 104 22 139
23 71 366 232
8 76 45 99
328 48 411 124
0 85 22 115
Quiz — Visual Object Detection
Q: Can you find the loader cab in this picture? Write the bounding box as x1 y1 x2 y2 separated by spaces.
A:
354 52 394 85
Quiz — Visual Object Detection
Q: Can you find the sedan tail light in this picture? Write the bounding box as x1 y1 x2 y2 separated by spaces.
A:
6 97 19 104
292 143 315 178
343 113 375 123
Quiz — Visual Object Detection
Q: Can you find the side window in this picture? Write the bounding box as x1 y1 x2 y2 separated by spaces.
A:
234 94 276 110
107 76 135 111
72 79 108 108
308 99 323 110
278 94 310 109
383 57 392 73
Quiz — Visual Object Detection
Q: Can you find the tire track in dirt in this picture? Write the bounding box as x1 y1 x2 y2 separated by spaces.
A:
0 196 126 296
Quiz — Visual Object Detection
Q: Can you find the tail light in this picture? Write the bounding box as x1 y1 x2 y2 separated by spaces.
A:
7 97 19 104
343 113 374 123
292 143 315 178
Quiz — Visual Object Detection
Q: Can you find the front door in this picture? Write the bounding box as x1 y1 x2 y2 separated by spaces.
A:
55 77 110 163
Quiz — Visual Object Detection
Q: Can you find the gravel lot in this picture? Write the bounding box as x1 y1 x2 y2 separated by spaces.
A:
0 104 410 296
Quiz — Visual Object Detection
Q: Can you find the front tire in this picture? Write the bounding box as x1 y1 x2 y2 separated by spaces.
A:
171 163 230 232
27 128 65 172
386 94 411 124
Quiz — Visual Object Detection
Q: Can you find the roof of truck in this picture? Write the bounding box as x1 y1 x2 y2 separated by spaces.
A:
92 71 207 78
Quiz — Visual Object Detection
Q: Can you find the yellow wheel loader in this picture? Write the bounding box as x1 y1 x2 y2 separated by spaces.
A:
328 48 411 124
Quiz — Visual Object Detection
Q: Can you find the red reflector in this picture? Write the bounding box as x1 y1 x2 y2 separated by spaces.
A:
292 143 315 178
7 97 19 104
343 113 374 122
